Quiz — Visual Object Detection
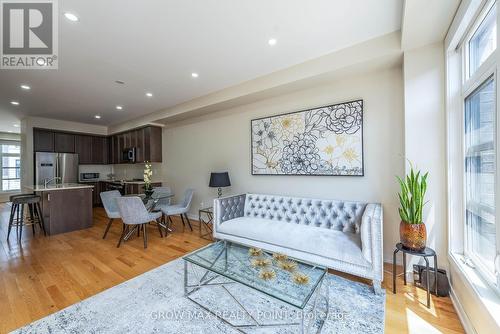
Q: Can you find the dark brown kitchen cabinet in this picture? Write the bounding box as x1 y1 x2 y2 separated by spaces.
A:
124 182 162 195
33 129 55 152
75 135 108 165
87 182 101 206
75 135 92 164
54 132 75 153
91 136 109 164
145 126 162 163
109 126 162 164
134 129 145 162
135 126 162 163
34 125 162 164
112 135 119 164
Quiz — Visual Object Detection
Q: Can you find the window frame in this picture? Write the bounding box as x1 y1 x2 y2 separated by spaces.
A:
459 0 500 291
0 140 21 192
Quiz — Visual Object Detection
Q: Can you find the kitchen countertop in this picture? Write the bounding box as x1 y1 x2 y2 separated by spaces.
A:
95 180 161 185
26 183 95 192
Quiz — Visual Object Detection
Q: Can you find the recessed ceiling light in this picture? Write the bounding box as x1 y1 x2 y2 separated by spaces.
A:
191 72 199 78
20 84 30 90
146 92 153 97
13 124 20 127
7 131 13 133
116 105 123 110
10 101 19 105
94 115 101 119
64 12 79 22
268 38 277 46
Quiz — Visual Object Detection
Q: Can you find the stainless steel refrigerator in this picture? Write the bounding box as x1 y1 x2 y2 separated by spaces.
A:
35 152 79 185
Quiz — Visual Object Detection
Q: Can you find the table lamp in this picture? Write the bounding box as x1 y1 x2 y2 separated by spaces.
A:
209 172 231 198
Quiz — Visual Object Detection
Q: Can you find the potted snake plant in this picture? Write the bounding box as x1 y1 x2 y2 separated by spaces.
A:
397 164 428 251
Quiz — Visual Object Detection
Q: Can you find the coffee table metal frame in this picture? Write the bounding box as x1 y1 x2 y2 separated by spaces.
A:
183 241 329 334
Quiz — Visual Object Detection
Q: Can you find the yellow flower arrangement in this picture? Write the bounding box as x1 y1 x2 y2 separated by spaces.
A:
259 269 276 281
251 258 271 268
292 272 310 285
272 252 288 261
278 260 298 272
248 248 263 257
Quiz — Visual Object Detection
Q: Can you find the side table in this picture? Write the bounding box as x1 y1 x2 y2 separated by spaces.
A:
198 207 213 240
393 242 437 308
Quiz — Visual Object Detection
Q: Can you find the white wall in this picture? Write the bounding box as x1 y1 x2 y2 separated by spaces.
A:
403 42 448 273
163 66 405 262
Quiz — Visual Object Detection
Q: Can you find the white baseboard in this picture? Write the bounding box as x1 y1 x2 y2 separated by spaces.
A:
450 286 477 334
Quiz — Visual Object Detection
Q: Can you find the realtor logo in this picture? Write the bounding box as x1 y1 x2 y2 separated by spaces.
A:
1 0 58 69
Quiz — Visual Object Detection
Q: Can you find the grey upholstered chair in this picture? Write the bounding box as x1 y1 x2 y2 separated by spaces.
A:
100 190 122 239
115 196 163 249
160 188 194 232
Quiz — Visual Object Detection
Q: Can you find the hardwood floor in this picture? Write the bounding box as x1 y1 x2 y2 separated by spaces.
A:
0 203 464 334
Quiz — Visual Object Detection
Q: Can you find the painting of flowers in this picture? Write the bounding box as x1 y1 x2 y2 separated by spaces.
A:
251 100 363 176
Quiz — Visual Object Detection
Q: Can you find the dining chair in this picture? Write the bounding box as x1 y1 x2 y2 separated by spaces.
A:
100 190 122 239
115 196 163 249
160 188 194 232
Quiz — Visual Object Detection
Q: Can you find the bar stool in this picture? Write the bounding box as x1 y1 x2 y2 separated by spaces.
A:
7 194 46 241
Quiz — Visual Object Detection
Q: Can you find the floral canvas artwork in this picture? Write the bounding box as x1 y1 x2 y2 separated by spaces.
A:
251 100 363 176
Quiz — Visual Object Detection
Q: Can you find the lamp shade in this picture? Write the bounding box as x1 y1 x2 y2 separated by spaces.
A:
209 172 231 188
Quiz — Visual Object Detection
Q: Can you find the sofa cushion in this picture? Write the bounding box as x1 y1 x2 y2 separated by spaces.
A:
244 193 366 233
218 217 370 267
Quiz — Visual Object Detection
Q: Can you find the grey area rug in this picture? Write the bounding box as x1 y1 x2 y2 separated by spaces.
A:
12 258 385 334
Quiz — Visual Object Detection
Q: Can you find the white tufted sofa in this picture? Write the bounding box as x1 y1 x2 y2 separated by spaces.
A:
213 193 383 293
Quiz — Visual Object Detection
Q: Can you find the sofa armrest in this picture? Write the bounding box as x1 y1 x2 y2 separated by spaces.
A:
213 194 246 230
360 203 383 280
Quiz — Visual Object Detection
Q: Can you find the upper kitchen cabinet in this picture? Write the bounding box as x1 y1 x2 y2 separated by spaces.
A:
91 136 109 164
75 135 92 164
75 135 109 165
110 126 162 163
34 126 161 164
109 135 119 164
142 126 162 163
33 128 55 152
54 132 76 153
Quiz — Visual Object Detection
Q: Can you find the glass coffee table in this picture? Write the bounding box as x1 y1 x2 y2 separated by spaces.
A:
183 241 329 333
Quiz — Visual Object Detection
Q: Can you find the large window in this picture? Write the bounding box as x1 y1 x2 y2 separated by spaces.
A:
468 3 497 77
461 0 499 286
0 141 21 192
465 77 496 274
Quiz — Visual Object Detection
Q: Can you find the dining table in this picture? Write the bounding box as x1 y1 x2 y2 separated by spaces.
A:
123 192 175 240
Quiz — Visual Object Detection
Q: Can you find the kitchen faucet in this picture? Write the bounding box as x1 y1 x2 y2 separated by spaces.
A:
44 176 61 188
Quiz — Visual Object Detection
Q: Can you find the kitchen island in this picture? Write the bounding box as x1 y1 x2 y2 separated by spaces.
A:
25 183 94 235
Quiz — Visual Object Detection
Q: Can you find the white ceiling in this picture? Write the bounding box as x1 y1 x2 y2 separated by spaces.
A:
0 0 403 133
402 0 461 50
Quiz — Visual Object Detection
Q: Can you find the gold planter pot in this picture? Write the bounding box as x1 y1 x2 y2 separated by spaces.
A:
399 221 426 251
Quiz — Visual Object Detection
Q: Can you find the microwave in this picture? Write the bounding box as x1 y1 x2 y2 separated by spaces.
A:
122 147 136 163
80 172 100 181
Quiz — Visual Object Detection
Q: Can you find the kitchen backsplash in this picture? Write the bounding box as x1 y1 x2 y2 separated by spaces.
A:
78 165 113 180
112 163 163 181
78 163 163 182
